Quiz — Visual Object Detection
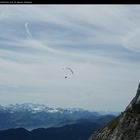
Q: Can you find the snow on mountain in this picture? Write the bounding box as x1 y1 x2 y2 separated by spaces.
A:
0 103 119 116
0 103 90 114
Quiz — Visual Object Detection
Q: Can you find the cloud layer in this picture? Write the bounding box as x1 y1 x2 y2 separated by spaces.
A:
0 5 140 112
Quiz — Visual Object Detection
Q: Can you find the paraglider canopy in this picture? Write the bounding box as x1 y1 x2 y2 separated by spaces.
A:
65 67 74 74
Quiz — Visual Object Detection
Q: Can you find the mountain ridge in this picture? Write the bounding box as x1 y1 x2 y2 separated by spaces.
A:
89 83 140 140
0 121 103 140
0 103 115 130
0 103 119 115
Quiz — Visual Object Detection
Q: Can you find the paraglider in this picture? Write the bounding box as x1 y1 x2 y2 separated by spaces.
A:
63 67 74 79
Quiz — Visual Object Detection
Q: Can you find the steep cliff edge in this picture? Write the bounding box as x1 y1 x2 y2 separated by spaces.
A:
89 83 140 140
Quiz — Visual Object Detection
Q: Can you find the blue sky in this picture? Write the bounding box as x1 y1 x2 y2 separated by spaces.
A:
0 5 140 112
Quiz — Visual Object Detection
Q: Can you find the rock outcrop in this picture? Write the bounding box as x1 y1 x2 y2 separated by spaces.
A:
89 83 140 140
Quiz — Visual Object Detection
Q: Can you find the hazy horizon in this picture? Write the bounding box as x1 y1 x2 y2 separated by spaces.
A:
0 5 140 112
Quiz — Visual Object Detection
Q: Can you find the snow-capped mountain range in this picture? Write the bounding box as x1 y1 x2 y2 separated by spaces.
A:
0 103 115 130
0 103 94 114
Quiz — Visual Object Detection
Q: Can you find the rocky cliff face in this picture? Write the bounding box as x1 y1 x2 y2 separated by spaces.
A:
89 83 140 140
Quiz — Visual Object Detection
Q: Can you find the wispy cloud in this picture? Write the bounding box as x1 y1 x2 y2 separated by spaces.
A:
25 22 33 39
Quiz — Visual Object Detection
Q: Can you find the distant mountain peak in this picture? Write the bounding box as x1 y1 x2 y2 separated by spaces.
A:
2 103 90 114
89 83 140 140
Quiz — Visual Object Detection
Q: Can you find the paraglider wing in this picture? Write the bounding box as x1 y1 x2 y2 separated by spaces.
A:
65 67 74 74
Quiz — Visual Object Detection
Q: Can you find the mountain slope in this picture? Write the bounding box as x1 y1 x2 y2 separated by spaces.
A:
89 83 140 140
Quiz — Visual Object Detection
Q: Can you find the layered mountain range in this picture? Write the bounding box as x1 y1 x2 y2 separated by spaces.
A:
0 103 115 130
0 121 101 140
0 103 115 140
89 83 140 140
